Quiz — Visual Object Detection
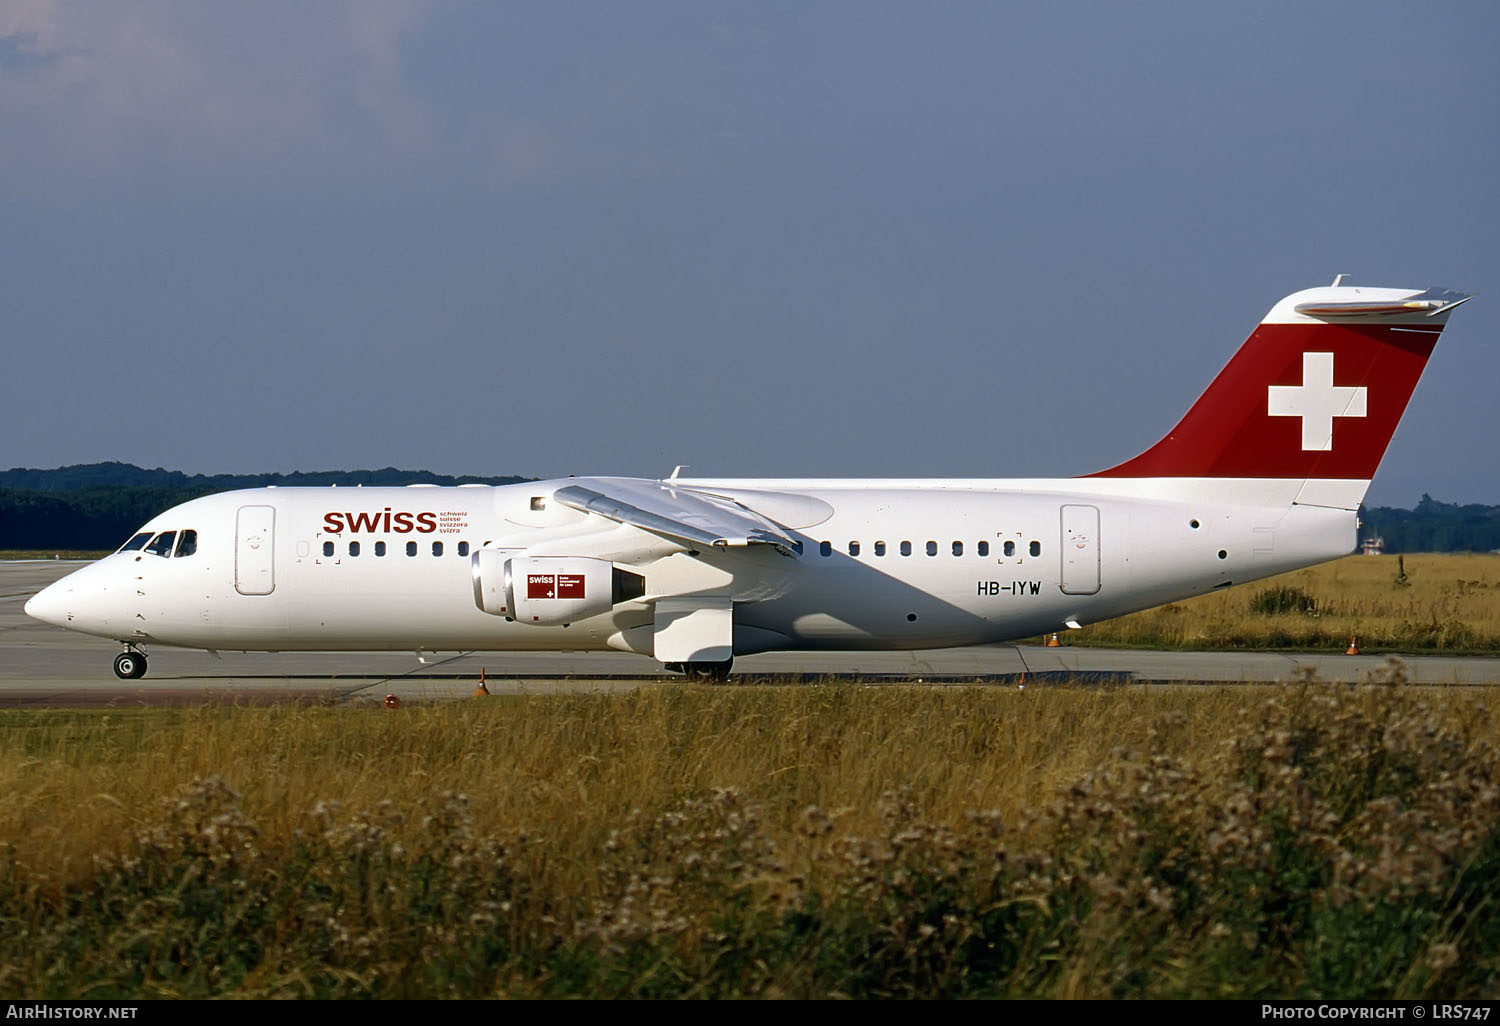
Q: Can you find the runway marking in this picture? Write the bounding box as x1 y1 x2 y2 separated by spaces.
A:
334 650 480 698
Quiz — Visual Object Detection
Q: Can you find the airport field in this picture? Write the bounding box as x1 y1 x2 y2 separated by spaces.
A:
0 550 109 561
2 682 1498 998
1062 552 1500 654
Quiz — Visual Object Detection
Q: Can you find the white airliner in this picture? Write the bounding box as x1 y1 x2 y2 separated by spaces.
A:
26 281 1472 680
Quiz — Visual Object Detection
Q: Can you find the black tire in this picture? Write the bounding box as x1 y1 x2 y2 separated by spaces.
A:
113 652 147 680
680 659 733 682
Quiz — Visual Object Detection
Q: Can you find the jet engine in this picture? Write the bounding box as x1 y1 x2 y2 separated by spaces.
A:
472 551 643 625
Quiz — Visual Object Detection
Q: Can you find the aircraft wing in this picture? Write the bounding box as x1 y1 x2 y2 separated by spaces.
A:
553 478 800 555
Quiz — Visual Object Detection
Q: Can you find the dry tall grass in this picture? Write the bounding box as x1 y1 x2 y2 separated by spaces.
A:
3 682 1498 997
1071 553 1500 652
2 688 1234 891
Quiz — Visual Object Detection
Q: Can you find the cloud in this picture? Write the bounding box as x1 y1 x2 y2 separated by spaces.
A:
344 0 433 152
0 0 435 190
0 3 819 195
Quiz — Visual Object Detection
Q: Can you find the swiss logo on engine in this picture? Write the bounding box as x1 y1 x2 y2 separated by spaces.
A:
527 573 586 599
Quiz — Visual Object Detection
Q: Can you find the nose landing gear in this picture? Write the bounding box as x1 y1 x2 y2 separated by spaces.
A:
113 649 148 680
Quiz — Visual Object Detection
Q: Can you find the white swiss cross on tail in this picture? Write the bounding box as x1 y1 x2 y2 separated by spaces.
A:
1266 352 1368 451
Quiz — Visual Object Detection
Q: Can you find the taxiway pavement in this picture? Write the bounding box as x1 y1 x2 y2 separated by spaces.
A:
3 561 1495 707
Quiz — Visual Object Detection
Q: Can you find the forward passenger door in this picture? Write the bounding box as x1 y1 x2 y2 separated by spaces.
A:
235 505 276 596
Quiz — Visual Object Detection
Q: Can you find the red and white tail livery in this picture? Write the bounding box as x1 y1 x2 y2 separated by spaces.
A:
26 280 1471 680
1096 285 1468 505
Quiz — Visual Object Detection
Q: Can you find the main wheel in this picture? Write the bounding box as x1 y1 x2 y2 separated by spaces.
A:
679 659 733 682
113 651 147 680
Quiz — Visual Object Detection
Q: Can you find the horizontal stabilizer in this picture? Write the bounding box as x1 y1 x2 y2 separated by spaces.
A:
1295 287 1473 319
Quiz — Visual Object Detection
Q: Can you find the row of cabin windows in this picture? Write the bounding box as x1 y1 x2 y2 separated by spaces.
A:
322 537 1041 560
323 540 472 558
119 530 198 558
811 538 1041 558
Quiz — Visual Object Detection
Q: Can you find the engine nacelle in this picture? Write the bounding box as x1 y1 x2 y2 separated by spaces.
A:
471 548 522 617
471 551 617 625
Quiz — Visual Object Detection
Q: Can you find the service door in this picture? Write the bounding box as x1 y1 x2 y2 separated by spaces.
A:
1059 504 1100 596
235 505 276 596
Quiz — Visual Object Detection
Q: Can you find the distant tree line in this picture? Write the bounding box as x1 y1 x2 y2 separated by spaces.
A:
0 463 531 550
1361 494 1500 555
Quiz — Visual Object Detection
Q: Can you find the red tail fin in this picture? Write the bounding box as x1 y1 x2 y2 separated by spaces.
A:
1092 285 1470 481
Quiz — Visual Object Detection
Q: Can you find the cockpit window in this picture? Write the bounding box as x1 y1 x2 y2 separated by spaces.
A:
144 531 177 558
120 532 153 552
174 530 198 558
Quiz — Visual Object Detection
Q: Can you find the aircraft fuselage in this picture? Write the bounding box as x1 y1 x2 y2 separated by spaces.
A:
26 476 1353 658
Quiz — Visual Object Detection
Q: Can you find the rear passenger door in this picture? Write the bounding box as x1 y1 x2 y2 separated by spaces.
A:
1059 504 1100 595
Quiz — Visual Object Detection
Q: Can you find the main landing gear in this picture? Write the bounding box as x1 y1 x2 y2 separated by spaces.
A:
113 648 148 680
666 659 734 683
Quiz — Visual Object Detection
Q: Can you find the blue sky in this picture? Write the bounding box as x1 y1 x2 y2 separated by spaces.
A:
3 1 1496 506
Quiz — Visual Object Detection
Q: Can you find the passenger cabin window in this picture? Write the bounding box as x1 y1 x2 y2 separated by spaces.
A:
874 540 886 556
900 541 912 556
374 541 387 557
791 540 804 555
120 532 153 552
978 541 989 557
1030 540 1042 557
406 541 417 557
432 541 444 556
925 540 937 557
145 532 176 558
349 541 361 557
819 541 832 557
1004 541 1016 557
174 530 198 558
458 541 470 556
323 541 335 557
952 541 963 556
848 541 860 556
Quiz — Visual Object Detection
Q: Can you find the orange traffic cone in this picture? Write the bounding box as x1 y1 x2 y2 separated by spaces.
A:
1346 636 1360 655
1046 633 1062 647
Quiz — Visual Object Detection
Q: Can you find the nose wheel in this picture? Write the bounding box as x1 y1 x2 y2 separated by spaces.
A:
113 650 148 680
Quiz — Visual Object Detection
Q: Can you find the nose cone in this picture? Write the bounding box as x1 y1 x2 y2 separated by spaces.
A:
24 558 133 638
24 579 71 628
